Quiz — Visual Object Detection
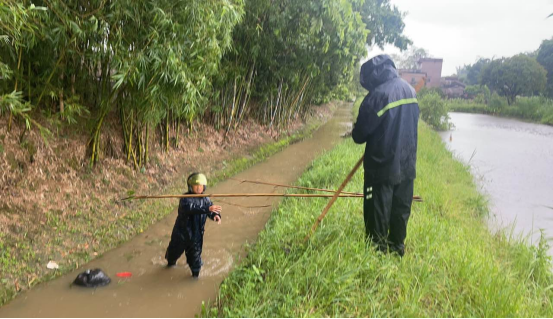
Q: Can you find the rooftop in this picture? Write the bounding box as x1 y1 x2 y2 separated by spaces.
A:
418 58 443 63
398 69 426 75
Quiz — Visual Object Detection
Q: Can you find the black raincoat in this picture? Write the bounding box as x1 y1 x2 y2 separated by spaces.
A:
352 55 419 256
352 55 419 185
165 195 220 274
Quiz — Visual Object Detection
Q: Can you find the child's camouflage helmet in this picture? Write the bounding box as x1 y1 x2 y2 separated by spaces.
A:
187 173 207 187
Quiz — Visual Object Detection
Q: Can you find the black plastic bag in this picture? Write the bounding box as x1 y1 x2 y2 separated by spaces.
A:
73 269 111 288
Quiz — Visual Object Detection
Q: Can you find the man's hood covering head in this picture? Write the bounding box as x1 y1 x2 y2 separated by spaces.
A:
360 55 399 92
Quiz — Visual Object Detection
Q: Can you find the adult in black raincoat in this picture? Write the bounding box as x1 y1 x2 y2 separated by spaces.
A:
352 55 419 257
165 173 221 277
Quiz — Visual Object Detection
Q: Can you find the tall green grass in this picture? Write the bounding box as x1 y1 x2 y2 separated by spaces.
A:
450 96 553 125
204 114 553 317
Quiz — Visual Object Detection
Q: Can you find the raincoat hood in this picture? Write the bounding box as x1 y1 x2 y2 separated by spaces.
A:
360 55 398 92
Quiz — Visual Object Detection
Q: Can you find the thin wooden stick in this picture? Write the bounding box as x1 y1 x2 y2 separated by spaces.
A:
216 199 272 209
232 178 422 202
232 178 361 195
304 155 365 242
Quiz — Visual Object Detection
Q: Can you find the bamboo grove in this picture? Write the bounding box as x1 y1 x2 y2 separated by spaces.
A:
0 0 409 167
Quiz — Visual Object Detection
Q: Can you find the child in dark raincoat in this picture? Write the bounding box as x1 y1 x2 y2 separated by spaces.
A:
165 173 222 277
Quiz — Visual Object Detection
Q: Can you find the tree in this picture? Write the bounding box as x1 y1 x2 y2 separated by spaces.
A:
467 58 491 85
537 38 553 97
356 0 412 50
455 65 469 83
464 85 491 103
217 0 371 128
1 0 411 167
0 1 45 131
1 0 245 166
389 46 429 70
457 58 492 85
480 55 547 105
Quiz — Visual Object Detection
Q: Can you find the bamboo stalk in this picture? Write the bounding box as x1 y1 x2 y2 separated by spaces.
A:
127 110 133 162
224 77 237 139
28 60 31 104
59 71 64 114
304 155 364 242
36 45 66 108
7 104 13 132
15 47 22 92
145 123 149 163
8 47 23 132
288 76 309 124
129 136 139 170
121 108 128 158
165 113 169 152
175 119 179 148
236 64 255 129
138 123 143 167
122 193 365 201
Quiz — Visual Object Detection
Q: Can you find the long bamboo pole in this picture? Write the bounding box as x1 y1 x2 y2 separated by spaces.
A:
122 193 365 201
304 155 364 242
122 193 421 202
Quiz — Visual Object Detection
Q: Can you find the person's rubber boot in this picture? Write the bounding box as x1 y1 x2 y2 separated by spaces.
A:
165 251 176 267
389 243 405 257
367 236 388 255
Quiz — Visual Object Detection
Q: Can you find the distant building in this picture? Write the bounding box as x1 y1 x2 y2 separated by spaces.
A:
398 58 466 98
418 58 443 88
398 69 427 87
441 76 466 98
398 58 468 97
398 58 444 90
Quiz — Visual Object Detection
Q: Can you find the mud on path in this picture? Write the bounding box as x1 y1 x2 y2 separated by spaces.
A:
0 102 352 317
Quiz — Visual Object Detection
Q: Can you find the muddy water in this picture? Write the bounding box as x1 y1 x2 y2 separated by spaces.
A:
438 112 553 256
0 103 352 317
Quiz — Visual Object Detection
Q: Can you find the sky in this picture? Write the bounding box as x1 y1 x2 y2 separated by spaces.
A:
368 0 553 76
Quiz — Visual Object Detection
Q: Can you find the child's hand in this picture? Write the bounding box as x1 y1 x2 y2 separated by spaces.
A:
214 215 221 224
210 205 222 224
209 205 222 213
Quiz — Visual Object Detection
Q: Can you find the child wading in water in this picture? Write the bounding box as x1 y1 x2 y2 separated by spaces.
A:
165 173 222 277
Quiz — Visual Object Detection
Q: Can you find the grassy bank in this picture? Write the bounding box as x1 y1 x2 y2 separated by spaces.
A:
0 105 332 307
449 96 553 125
204 109 553 316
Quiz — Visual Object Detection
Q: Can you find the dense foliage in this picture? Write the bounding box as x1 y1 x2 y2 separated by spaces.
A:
537 38 553 98
1 0 410 167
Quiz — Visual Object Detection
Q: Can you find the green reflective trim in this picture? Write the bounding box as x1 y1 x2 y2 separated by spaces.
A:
377 98 418 117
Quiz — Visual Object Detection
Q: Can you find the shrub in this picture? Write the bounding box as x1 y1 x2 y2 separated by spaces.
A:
418 92 450 130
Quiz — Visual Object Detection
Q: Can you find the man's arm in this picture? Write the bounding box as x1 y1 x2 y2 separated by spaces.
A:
352 97 381 144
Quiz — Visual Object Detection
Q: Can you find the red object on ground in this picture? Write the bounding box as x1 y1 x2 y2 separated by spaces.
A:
116 272 132 278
